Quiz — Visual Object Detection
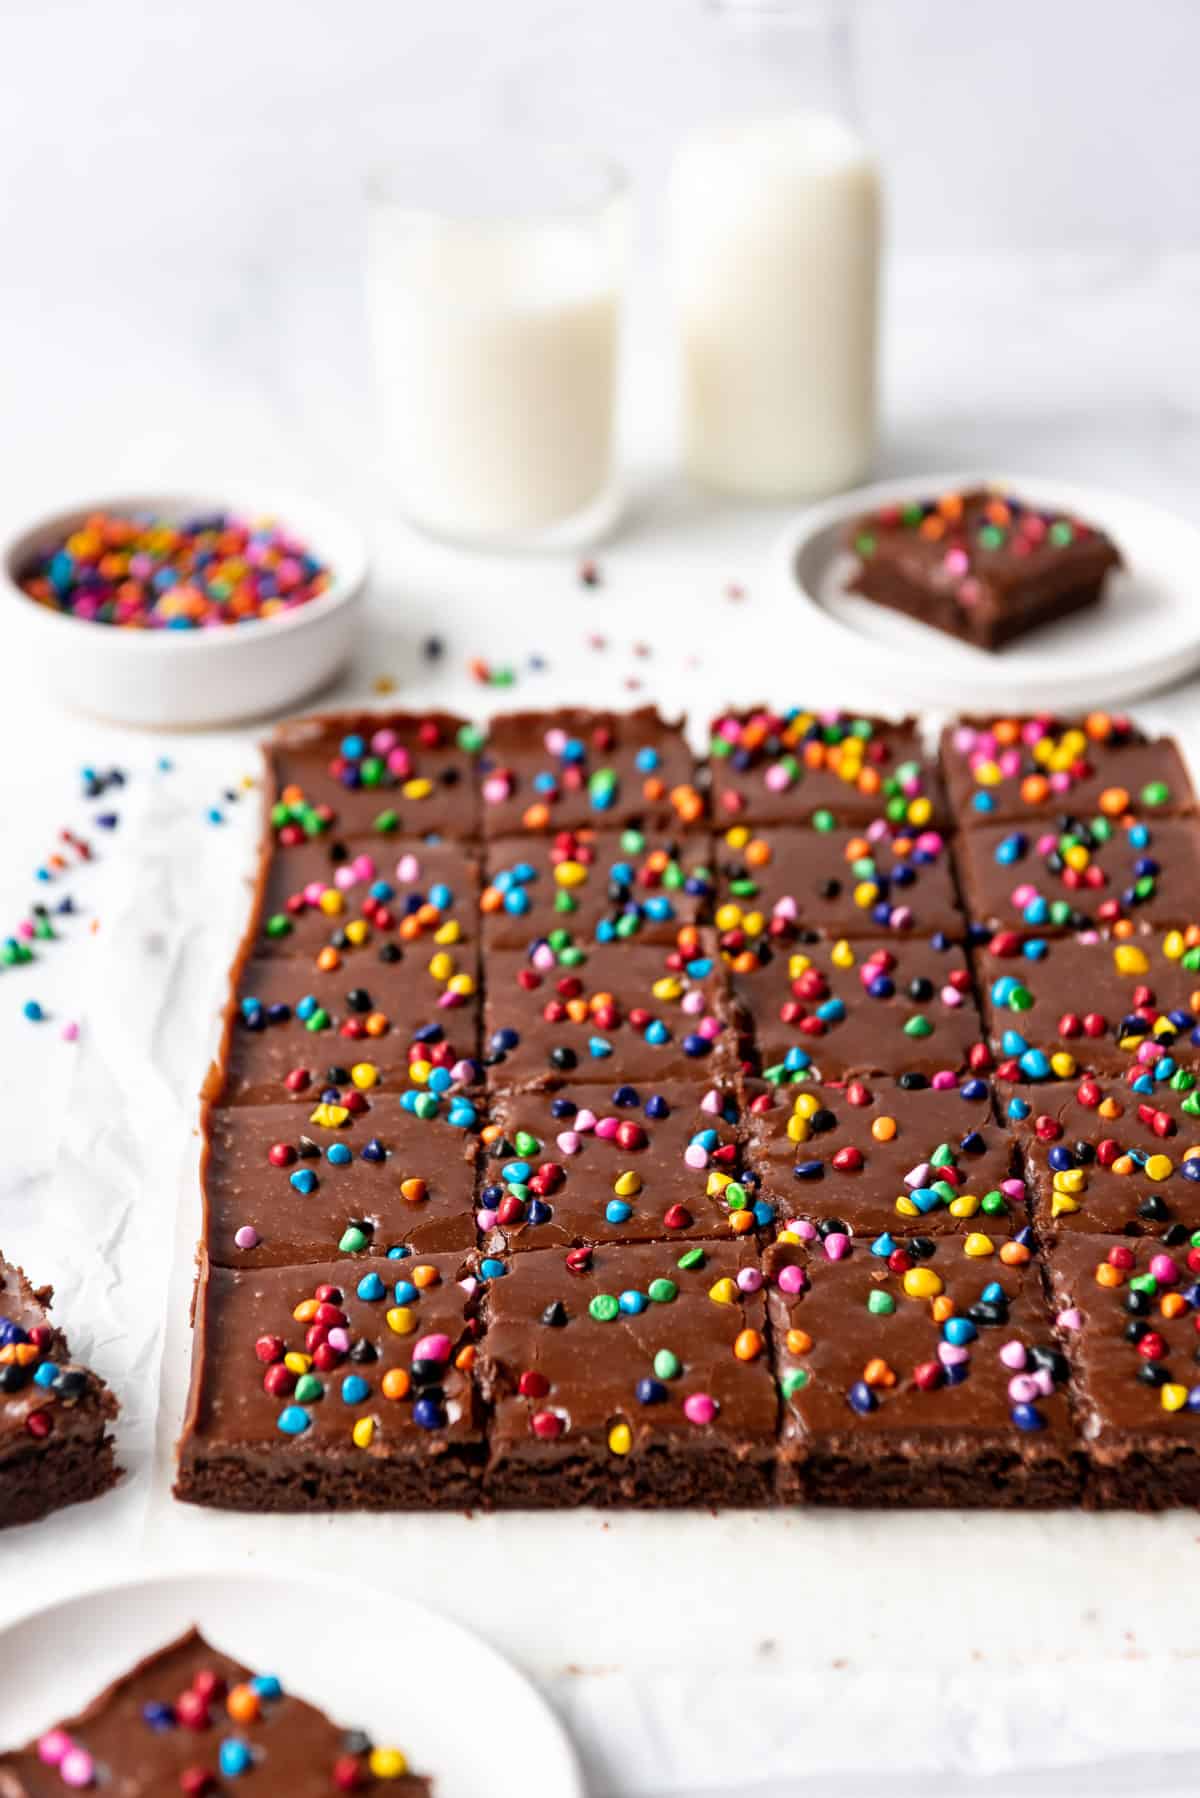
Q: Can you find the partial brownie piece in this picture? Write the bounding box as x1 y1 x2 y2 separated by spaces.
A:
269 709 482 840
1047 1233 1200 1508
764 1232 1080 1504
482 828 715 951
714 821 964 939
176 1252 484 1511
477 1239 776 1507
940 714 1193 829
978 930 1200 1082
483 931 736 1087
707 707 944 829
477 1079 762 1253
257 834 479 966
216 955 480 1107
203 1098 480 1266
745 1076 1026 1240
1005 1072 1200 1240
955 816 1200 934
845 487 1121 652
479 707 705 835
722 932 983 1081
0 1257 118 1530
0 1626 430 1795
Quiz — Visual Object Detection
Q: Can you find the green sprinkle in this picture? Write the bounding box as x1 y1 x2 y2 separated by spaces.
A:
339 1225 369 1253
589 1294 620 1322
867 1290 895 1316
293 1373 324 1403
648 1277 678 1303
904 1016 934 1038
654 1349 681 1380
676 1247 706 1271
780 1368 809 1398
374 808 399 835
1142 781 1170 807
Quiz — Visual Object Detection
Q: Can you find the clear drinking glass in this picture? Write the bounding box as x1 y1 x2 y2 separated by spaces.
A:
367 143 628 549
670 0 882 500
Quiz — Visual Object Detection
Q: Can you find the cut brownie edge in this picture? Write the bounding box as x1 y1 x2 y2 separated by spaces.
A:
484 1441 773 1510
174 1444 484 1513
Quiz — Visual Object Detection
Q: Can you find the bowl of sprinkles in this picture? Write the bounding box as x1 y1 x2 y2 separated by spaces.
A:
2 492 367 726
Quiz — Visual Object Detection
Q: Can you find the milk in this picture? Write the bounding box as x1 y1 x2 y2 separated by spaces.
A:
670 113 880 500
368 211 623 545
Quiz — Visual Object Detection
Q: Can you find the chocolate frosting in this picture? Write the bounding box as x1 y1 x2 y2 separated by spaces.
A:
715 822 964 939
479 707 704 835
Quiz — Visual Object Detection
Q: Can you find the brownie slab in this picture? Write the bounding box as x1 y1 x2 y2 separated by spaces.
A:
707 707 944 829
269 708 481 841
0 1626 429 1795
846 487 1121 652
745 1076 1025 1239
723 933 983 1080
715 822 964 940
1047 1233 1200 1507
204 1099 479 1266
956 816 1200 934
176 1252 483 1510
217 955 479 1106
765 1232 1079 1504
257 832 479 966
940 714 1194 829
1006 1072 1200 1240
0 1257 118 1530
979 930 1200 1081
479 706 704 835
482 828 714 950
477 1079 759 1252
477 1239 776 1506
483 931 736 1086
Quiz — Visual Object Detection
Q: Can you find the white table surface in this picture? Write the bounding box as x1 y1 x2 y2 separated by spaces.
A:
3 252 1200 1796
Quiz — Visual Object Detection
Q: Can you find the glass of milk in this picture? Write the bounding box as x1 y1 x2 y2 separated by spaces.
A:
368 144 628 548
670 0 881 500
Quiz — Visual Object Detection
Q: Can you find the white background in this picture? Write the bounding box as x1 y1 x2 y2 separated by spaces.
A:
2 4 1200 1796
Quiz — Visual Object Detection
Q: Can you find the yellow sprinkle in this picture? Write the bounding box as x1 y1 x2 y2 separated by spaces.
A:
608 1421 632 1456
786 1115 812 1144
707 1170 732 1196
352 1417 375 1449
283 1351 311 1374
401 777 433 801
787 953 814 978
830 938 855 969
369 1747 410 1780
1062 843 1090 872
1050 1193 1081 1218
725 825 751 851
447 971 476 997
318 889 344 916
902 1267 944 1299
1145 1154 1174 1181
309 1101 349 1128
408 1058 431 1085
434 919 462 945
1049 1051 1077 1077
894 1195 919 1218
345 919 369 945
1052 1168 1086 1194
1164 931 1185 962
853 879 880 910
708 1277 739 1305
428 951 454 982
791 1091 821 1119
1161 1383 1189 1413
613 1170 642 1197
1114 943 1150 976
555 860 588 888
350 1062 378 1090
652 976 684 1002
387 1305 416 1335
948 1194 980 1218
963 1232 994 1257
715 902 744 931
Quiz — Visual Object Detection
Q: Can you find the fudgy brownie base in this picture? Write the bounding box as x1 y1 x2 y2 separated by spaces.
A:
485 1441 773 1509
175 1445 484 1513
0 1433 118 1530
776 1438 1083 1506
850 562 1107 652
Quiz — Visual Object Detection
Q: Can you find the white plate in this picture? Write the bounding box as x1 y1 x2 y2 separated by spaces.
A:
0 490 368 728
767 471 1200 710
0 1570 582 1797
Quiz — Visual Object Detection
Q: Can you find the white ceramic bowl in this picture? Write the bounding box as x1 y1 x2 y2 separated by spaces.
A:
0 491 368 728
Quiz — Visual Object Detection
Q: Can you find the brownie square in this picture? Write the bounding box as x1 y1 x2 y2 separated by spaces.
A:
0 1257 118 1530
217 954 480 1106
1047 1233 1200 1507
477 1239 776 1507
846 487 1121 652
483 932 736 1087
764 1233 1079 1504
940 714 1194 829
978 930 1200 1082
723 932 983 1080
707 707 944 829
955 816 1200 934
715 822 964 941
269 709 481 840
257 833 479 966
176 1251 484 1511
203 1098 480 1266
479 706 704 835
477 1079 758 1253
482 828 714 951
745 1076 1026 1240
1006 1072 1200 1240
0 1626 430 1795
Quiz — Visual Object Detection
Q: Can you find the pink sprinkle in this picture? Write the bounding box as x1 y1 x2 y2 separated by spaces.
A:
938 1341 969 1367
574 1109 598 1134
1001 1178 1026 1200
60 1749 94 1789
1056 1307 1083 1331
684 1144 709 1169
61 1020 79 1043
476 1208 498 1230
1011 882 1038 908
326 1327 351 1353
941 985 963 1008
16 920 33 941
1008 1374 1039 1403
737 1267 763 1294
823 1232 850 1261
764 765 792 792
38 1731 72 1767
372 729 398 754
1150 1253 1179 1285
234 1225 259 1250
413 1332 452 1363
776 1263 808 1294
594 1115 619 1140
929 1069 957 1089
784 1219 818 1243
556 1131 582 1156
699 1088 721 1114
396 853 420 883
482 775 510 805
683 1392 718 1426
450 1059 475 1084
386 747 412 777
999 1340 1027 1370
889 906 914 930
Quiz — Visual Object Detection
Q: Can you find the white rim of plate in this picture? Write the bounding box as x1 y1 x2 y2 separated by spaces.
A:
0 1566 584 1794
766 469 1200 711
